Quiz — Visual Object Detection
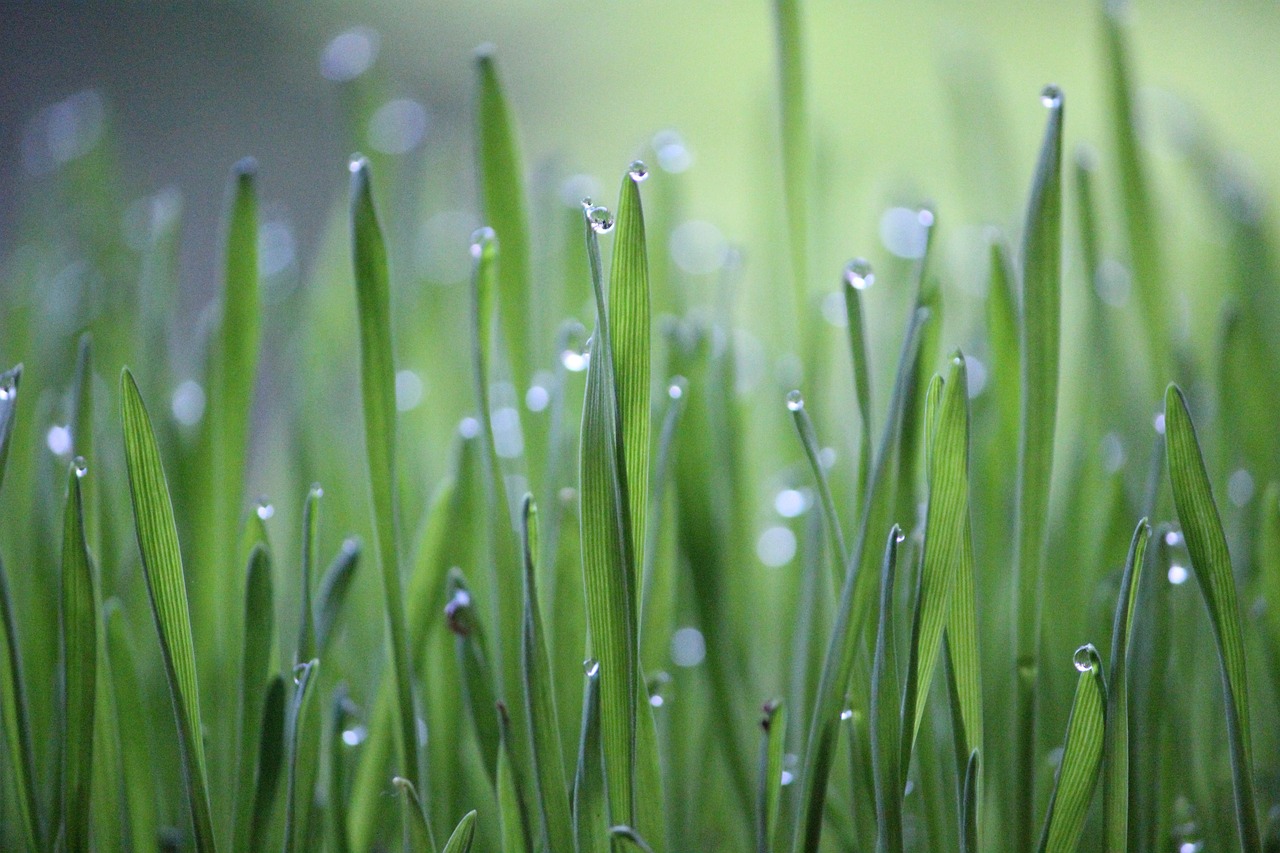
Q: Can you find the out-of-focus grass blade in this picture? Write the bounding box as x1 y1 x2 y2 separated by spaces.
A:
497 702 534 853
284 659 321 853
871 527 905 853
792 306 928 853
315 537 361 656
0 364 22 487
248 675 287 852
233 545 275 851
297 485 322 663
787 392 848 592
70 336 98 551
611 825 659 853
59 461 97 853
393 776 435 853
843 266 874 499
445 569 500 785
757 699 786 853
771 0 810 322
575 663 608 853
1100 1 1167 383
441 810 478 853
1165 385 1261 851
474 45 533 392
1012 86 1064 853
1103 519 1150 851
350 156 419 792
104 601 159 853
961 750 979 853
519 496 574 853
328 688 355 853
1037 644 1106 853
119 367 217 852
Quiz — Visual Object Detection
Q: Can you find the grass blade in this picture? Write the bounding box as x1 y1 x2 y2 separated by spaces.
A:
441 810 478 853
445 569 500 786
284 659 322 853
328 688 355 853
757 699 786 853
787 392 848 592
474 46 533 392
0 364 21 489
961 750 979 853
1012 85 1064 853
119 367 217 852
314 537 361 656
393 776 435 853
1103 519 1150 851
248 675 287 852
233 545 275 851
104 601 159 853
772 0 810 322
871 526 905 853
1165 385 1261 851
1037 644 1106 853
497 702 534 853
574 663 608 853
297 485 322 664
350 156 420 792
59 461 97 853
520 495 574 853
611 825 658 852
843 268 874 500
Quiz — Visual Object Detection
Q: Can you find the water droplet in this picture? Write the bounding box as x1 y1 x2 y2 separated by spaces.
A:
785 390 804 412
583 658 600 677
819 447 837 470
840 708 853 721
46 424 72 456
321 27 380 82
757 526 797 567
525 384 550 412
348 155 367 175
670 220 729 275
895 529 907 544
309 483 324 500
292 662 309 685
341 724 369 747
1072 645 1095 673
821 291 848 327
780 770 795 786
73 456 88 478
367 98 427 155
469 226 496 259
395 370 425 411
0 379 13 401
560 340 589 372
458 416 481 439
774 488 808 518
1168 564 1189 585
1153 413 1166 435
1100 432 1125 474
1040 84 1063 109
880 207 930 259
586 205 615 234
667 377 686 399
1228 468 1255 507
171 380 206 426
670 627 706 667
256 498 274 521
917 207 935 228
652 129 692 173
628 159 649 182
1164 529 1183 547
445 587 473 636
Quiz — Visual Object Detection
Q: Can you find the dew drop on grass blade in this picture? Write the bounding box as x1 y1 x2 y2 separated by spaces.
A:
1037 644 1106 853
284 659 322 853
757 699 787 853
870 526 905 853
233 544 274 853
575 662 608 853
393 775 435 853
59 461 97 853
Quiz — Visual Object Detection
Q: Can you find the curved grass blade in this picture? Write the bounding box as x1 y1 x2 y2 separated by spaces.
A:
297 485 322 664
757 699 786 853
871 526 905 853
1012 86 1064 853
611 825 658 853
233 545 275 851
1037 644 1106 853
59 462 97 853
119 367 217 852
393 776 435 853
787 392 848 592
350 156 420 792
445 569 500 786
284 659 321 853
474 45 533 392
441 810 478 853
961 750 979 853
248 675 287 852
574 663 608 853
1165 385 1261 851
843 270 874 500
519 496 574 853
0 364 21 489
771 0 810 323
1103 519 1150 851
315 537 361 656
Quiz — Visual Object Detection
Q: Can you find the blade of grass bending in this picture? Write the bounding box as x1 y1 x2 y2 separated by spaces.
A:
284 659 322 853
843 271 874 501
297 485 322 664
787 393 848 593
233 545 275 851
441 810 478 853
248 675 287 852
59 461 97 853
350 157 420 793
792 305 928 853
393 777 434 853
771 0 810 324
520 496 575 853
1103 519 1150 851
871 527 905 853
315 537 361 656
1012 86 1064 853
611 825 658 853
960 750 979 853
291 491 325 847
119 368 217 852
1037 645 1106 853
757 699 786 853
575 664 608 853
104 601 159 853
445 570 501 786
474 45 533 392
1165 385 1261 851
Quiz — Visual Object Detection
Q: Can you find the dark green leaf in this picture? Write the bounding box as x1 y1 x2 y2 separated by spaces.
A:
59 462 97 853
871 526 905 853
1037 645 1106 853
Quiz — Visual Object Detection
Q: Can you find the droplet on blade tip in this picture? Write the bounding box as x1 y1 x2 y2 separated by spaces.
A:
785 389 804 412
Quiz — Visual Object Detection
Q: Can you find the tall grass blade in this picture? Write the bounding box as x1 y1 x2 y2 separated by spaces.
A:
574 664 608 853
757 700 786 853
1037 644 1106 853
0 364 21 487
1165 385 1261 851
59 461 97 853
519 496 574 853
315 538 361 656
1012 85 1064 853
104 601 159 853
119 367 217 852
843 272 874 499
771 0 810 322
284 659 321 853
871 526 905 853
297 485 322 664
446 569 500 785
961 750 979 853
788 394 848 592
328 688 355 853
393 776 435 853
1103 519 1150 851
441 810 478 853
233 544 275 852
497 702 534 852
350 156 419 791
248 675 287 852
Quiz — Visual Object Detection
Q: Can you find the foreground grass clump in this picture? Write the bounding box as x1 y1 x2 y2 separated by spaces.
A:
3 3 1280 851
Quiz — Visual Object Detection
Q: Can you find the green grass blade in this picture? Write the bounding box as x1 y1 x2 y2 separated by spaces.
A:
234 545 275 851
1165 385 1261 851
1037 645 1106 853
328 688 354 853
757 699 786 853
315 537 361 656
284 659 322 853
843 268 874 500
961 750 979 853
787 392 848 592
249 675 287 852
1103 519 1150 852
70 335 98 552
104 601 159 853
474 45 533 392
441 810 478 853
772 0 810 322
445 569 500 786
59 461 97 853
393 776 435 853
497 702 534 853
611 825 658 852
520 496 575 853
0 364 21 490
871 526 905 853
1012 86 1064 853
574 664 608 853
350 156 419 791
119 367 217 853
297 484 322 664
